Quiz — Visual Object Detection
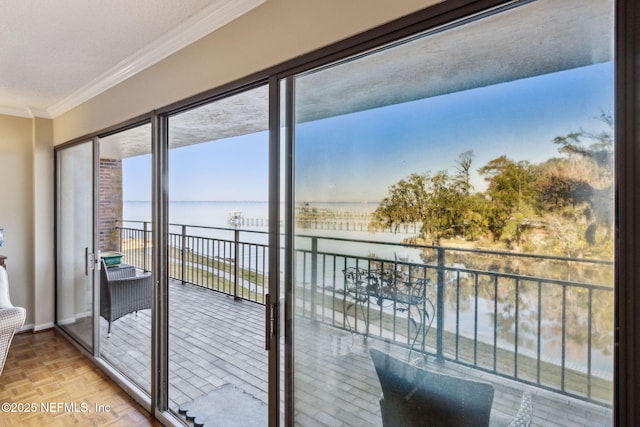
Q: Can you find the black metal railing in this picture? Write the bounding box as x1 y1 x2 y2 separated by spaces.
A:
117 221 268 303
295 242 613 405
116 220 614 406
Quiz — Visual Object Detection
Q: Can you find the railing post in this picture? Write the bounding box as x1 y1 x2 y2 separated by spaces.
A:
117 220 122 253
310 237 318 321
436 247 445 362
234 229 240 300
143 221 149 272
181 225 187 284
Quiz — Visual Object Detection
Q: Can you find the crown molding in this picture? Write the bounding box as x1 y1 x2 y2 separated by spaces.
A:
0 105 52 119
0 106 33 119
28 107 52 119
46 0 266 118
0 106 53 119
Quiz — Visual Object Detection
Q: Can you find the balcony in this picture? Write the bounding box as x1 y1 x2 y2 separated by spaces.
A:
85 221 615 426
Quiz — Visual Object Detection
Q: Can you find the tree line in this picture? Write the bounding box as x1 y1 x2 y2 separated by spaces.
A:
370 113 613 258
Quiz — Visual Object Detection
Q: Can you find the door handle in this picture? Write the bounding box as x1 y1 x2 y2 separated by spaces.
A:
265 294 271 351
265 294 278 351
85 248 98 275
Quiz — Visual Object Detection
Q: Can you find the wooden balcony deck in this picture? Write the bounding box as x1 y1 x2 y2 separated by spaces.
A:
96 279 612 426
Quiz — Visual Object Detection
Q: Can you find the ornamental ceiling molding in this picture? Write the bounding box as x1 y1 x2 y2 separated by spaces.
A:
32 0 265 120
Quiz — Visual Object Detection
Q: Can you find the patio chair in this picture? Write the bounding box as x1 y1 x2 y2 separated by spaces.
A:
0 267 26 376
100 260 151 337
369 349 532 427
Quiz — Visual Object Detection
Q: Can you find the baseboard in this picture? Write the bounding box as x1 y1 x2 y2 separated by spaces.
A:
57 316 77 326
33 322 55 332
17 323 35 333
15 323 56 334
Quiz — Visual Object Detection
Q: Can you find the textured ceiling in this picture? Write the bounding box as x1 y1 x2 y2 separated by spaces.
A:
0 0 263 118
100 85 269 159
295 0 613 123
100 0 613 160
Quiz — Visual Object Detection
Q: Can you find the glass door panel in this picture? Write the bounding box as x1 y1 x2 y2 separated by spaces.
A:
290 0 614 425
56 141 95 350
98 123 152 395
167 85 271 422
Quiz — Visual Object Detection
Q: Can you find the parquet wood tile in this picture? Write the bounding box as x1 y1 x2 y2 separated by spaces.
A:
0 329 162 427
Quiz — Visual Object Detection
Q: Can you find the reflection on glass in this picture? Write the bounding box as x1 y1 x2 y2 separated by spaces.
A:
292 0 614 425
56 142 94 351
98 123 152 395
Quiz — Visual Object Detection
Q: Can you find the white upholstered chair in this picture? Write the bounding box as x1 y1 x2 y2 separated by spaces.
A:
0 267 26 376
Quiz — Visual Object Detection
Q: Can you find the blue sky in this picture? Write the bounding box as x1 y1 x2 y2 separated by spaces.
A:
122 132 269 202
167 132 269 201
295 62 613 202
123 62 613 203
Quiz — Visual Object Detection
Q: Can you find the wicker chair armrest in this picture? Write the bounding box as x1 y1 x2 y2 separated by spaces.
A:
508 392 533 427
107 272 152 286
104 264 137 280
0 307 26 334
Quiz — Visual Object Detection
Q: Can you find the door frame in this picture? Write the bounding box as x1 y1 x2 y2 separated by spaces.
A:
53 138 100 354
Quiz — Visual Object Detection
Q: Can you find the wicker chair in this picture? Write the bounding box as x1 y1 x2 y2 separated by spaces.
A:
369 349 532 427
100 260 151 336
0 267 26 376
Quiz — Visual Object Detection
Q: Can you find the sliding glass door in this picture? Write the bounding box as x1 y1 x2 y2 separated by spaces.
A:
98 123 152 395
54 85 282 424
166 84 273 422
56 140 96 351
288 0 614 425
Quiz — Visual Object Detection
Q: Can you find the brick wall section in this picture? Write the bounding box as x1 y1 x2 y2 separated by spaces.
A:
99 158 122 252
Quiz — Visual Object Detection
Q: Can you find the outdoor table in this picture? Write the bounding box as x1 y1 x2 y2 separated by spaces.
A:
341 267 435 354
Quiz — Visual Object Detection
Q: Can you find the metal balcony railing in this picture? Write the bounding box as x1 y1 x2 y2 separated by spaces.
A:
116 221 268 303
116 220 614 406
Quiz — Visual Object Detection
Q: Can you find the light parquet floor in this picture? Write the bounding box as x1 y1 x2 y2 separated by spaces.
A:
0 329 160 427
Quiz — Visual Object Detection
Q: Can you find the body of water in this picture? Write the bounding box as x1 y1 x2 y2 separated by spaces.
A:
125 200 272 229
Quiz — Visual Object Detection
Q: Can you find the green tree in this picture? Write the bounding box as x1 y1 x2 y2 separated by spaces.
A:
459 193 490 241
454 150 474 195
478 156 539 242
451 150 489 241
422 171 463 243
372 169 476 244
371 173 429 233
372 151 491 244
536 158 593 211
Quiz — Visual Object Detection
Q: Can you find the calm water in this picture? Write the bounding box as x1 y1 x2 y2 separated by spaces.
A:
124 200 423 260
125 200 271 228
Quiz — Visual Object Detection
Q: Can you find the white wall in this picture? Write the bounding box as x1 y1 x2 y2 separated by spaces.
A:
32 118 55 330
0 114 50 330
